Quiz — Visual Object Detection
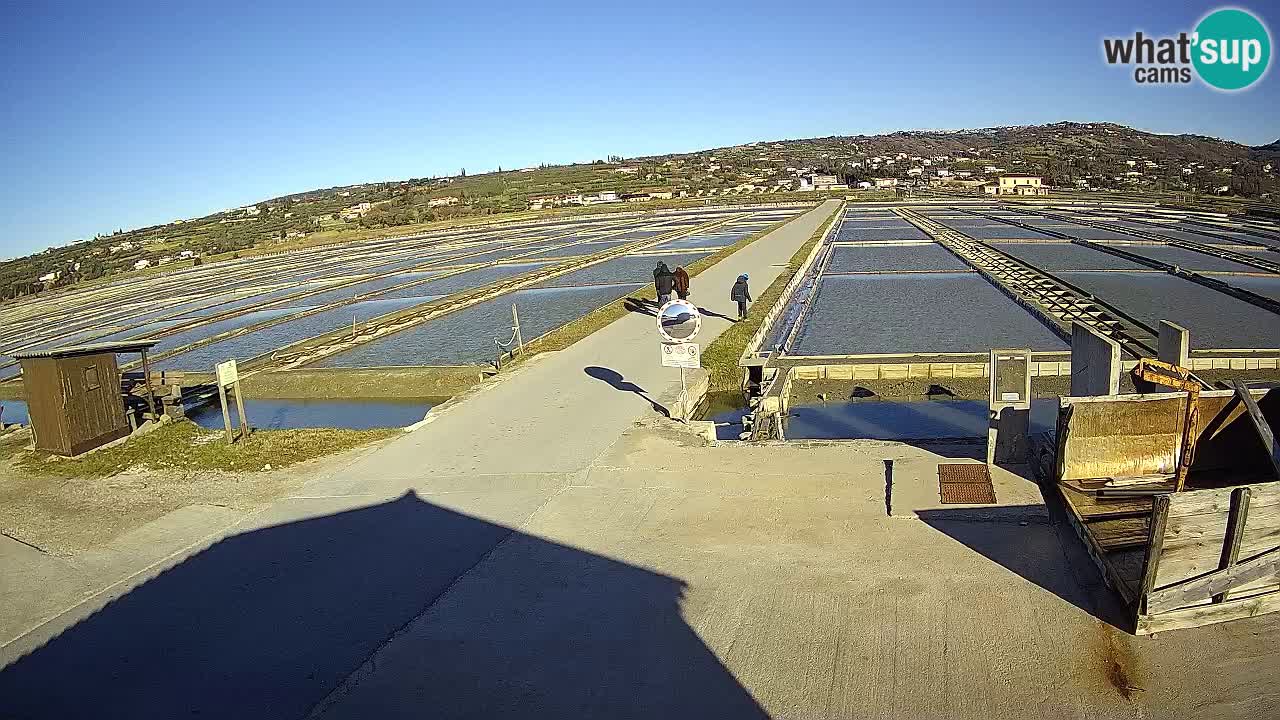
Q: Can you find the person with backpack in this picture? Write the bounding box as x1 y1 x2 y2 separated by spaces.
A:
673 266 690 300
653 261 675 305
730 273 751 321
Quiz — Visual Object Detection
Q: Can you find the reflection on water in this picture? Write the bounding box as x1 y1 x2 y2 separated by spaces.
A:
1 398 29 425
700 391 749 440
189 397 438 430
784 398 1058 441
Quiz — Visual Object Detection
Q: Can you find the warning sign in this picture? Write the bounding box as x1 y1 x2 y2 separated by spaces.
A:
660 342 700 369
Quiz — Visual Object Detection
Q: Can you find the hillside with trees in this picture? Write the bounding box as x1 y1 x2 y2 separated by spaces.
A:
3 121 1277 302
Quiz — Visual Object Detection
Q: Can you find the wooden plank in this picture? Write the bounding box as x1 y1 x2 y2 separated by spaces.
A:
1147 545 1280 614
1157 518 1280 589
233 381 250 443
1164 481 1280 518
1108 549 1147 599
1137 495 1171 613
217 382 233 444
1060 483 1154 521
1139 580 1280 634
1089 516 1152 551
140 349 157 419
1155 483 1280 590
1229 382 1280 479
1215 487 1252 604
1056 484 1137 606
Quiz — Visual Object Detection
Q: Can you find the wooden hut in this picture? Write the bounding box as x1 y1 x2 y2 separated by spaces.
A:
13 340 159 456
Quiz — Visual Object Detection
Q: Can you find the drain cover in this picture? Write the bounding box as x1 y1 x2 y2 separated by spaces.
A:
938 464 996 504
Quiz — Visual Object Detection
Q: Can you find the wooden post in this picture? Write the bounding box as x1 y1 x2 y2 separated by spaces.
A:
1137 494 1171 616
139 349 157 420
233 379 250 443
1175 389 1199 493
1214 487 1252 604
218 382 234 444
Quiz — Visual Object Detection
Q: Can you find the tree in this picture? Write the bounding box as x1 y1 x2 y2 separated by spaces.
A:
78 257 106 280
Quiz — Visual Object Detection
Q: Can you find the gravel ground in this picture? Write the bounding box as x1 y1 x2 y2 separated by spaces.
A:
0 425 392 555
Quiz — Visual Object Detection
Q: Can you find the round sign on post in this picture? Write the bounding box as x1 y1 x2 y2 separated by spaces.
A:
657 300 701 420
657 299 701 343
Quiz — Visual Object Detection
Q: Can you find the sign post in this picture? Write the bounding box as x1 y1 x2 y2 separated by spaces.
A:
215 359 250 444
657 299 702 421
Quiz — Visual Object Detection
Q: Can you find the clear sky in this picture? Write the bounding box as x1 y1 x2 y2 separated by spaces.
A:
2 0 1277 257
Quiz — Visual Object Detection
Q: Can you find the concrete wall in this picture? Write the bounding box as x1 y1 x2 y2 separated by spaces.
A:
1159 320 1190 368
1070 323 1121 397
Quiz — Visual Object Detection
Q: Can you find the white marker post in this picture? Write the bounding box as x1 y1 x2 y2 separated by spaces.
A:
657 299 702 421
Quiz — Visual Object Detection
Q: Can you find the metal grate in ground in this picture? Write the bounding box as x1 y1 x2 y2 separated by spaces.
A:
938 463 997 504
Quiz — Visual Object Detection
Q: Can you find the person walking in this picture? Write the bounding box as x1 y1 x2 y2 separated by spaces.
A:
653 261 675 305
730 273 751 321
673 265 690 300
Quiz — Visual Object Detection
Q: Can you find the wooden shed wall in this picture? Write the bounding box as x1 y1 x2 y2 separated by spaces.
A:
62 353 128 455
19 352 128 456
19 357 68 454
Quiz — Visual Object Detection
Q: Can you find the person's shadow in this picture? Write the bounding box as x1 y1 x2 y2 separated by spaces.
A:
585 366 668 417
696 306 736 323
0 491 768 719
623 297 657 317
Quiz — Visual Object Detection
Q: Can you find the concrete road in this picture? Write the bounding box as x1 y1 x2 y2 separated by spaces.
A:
306 427 1280 720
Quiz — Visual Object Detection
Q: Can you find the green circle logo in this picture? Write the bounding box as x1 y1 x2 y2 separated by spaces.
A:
1193 8 1271 90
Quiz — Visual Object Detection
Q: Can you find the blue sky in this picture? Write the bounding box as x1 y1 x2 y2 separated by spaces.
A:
2 0 1277 257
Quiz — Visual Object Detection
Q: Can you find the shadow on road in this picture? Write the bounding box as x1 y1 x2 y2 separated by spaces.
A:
584 365 669 417
695 306 736 323
622 297 657 317
916 504 1131 630
0 491 768 719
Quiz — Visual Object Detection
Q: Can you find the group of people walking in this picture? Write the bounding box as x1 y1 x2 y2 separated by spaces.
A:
653 261 752 321
652 261 688 305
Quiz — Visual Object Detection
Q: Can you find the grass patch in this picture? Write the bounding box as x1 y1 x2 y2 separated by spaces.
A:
13 420 396 479
519 213 801 356
700 207 840 391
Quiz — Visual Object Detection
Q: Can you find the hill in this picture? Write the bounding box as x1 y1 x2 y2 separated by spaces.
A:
3 121 1277 301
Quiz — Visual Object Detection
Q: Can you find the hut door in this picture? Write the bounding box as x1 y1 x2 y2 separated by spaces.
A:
79 362 107 438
